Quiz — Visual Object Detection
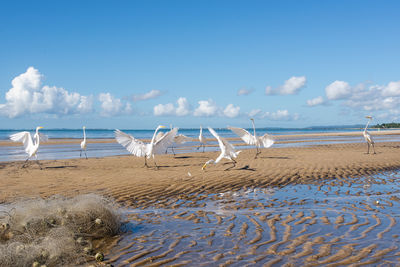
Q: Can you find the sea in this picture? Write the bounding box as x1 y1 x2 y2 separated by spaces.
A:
1 126 399 162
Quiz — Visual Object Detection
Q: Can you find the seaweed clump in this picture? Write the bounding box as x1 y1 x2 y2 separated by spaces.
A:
0 194 121 267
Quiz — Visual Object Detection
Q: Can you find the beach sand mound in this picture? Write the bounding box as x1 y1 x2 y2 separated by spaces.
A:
0 194 121 267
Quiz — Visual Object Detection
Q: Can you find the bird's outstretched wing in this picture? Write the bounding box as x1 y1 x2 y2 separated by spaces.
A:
155 131 165 142
258 133 274 148
208 127 238 159
153 128 178 154
174 134 193 144
228 126 256 145
9 131 33 153
34 132 49 143
114 129 147 157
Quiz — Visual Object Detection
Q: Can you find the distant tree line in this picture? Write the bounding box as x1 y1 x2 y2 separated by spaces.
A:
372 123 400 128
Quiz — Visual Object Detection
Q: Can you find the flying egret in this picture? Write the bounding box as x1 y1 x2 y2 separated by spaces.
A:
9 126 47 168
363 116 376 154
202 127 241 171
197 125 207 152
80 126 88 159
115 126 178 169
228 118 274 159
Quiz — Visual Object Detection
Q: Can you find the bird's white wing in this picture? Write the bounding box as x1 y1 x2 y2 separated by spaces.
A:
174 134 193 144
114 129 147 157
208 127 238 159
34 132 48 143
155 131 165 142
9 131 33 153
258 133 274 148
364 131 374 144
228 126 256 145
153 128 178 154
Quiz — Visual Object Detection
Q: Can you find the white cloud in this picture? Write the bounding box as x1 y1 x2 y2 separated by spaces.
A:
193 99 218 117
382 81 400 97
98 93 132 117
0 67 93 118
325 81 351 100
223 104 240 118
132 89 163 101
247 109 299 121
248 109 262 117
153 97 191 116
307 96 325 107
237 88 254 96
265 76 307 95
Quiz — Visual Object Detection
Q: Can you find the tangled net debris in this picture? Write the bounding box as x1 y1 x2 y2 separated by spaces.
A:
0 194 121 267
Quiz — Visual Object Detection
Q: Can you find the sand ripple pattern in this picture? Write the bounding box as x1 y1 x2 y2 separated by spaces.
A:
103 170 400 266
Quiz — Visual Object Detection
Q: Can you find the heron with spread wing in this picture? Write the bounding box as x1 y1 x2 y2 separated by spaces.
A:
363 116 376 154
228 118 274 158
115 126 178 169
9 126 47 168
202 127 241 171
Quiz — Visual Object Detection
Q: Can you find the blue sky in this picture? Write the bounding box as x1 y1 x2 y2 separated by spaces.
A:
1 0 400 129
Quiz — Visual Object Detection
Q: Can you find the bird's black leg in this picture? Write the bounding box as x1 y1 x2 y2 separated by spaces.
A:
224 159 236 171
144 157 149 168
172 146 176 156
372 143 376 154
22 158 29 168
154 159 159 170
255 147 261 159
367 143 370 154
36 160 42 170
203 144 205 153
84 150 88 159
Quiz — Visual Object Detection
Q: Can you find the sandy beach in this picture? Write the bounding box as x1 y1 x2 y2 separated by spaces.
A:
1 137 400 205
2 135 400 266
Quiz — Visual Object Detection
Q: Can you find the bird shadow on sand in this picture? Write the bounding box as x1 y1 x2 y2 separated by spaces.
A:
44 165 78 169
174 155 208 159
237 165 256 171
259 156 290 160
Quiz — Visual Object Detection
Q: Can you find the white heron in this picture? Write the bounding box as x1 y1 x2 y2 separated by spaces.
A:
202 127 241 171
197 125 207 152
228 118 274 159
114 126 178 168
363 116 376 154
9 126 47 168
80 126 88 159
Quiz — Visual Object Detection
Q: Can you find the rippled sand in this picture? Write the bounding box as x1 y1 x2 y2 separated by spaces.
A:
1 139 400 265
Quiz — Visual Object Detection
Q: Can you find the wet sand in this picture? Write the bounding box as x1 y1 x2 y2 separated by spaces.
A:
2 137 400 265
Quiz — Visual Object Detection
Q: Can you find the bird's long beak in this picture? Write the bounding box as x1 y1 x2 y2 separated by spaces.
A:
202 163 207 170
38 126 44 129
365 116 372 119
160 125 166 128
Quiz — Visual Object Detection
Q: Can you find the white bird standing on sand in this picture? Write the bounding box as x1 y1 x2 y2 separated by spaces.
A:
363 116 376 154
80 126 88 159
197 125 207 152
202 127 241 171
228 118 274 159
115 126 178 169
9 126 47 168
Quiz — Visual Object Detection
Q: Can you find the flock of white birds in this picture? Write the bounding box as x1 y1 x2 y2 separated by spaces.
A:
9 117 376 170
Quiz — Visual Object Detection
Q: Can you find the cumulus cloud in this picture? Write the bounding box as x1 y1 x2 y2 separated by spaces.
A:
98 93 132 117
237 88 254 96
306 96 325 107
132 89 163 101
382 81 400 97
265 76 307 95
223 104 240 118
0 67 93 118
247 109 299 121
325 81 352 100
153 97 191 116
193 99 219 117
